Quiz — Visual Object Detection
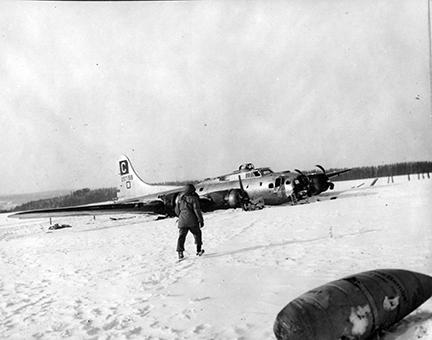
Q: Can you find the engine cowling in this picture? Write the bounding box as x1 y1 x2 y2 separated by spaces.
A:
160 192 180 217
309 175 331 195
225 189 245 208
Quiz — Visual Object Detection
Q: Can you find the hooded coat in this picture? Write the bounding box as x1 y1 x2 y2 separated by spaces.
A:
175 186 204 229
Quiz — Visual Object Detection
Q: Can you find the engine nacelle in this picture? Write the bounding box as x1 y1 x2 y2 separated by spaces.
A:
160 192 180 217
200 188 250 212
309 175 330 195
225 189 244 208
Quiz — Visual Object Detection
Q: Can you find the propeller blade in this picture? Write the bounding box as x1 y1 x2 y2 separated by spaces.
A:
237 175 251 210
315 165 326 175
238 175 246 193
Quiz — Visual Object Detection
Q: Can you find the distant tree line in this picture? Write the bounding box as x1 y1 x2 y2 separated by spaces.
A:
10 187 118 212
6 161 431 212
324 161 432 181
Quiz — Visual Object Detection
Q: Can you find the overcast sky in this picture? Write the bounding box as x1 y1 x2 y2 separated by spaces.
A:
1 0 431 195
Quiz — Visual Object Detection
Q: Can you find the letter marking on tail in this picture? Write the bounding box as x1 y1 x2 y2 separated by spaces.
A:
120 160 129 175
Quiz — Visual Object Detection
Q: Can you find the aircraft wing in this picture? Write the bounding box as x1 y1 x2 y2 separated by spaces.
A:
9 200 166 219
325 169 351 178
9 154 255 220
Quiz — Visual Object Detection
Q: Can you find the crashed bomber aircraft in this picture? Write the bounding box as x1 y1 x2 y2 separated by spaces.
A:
10 155 350 219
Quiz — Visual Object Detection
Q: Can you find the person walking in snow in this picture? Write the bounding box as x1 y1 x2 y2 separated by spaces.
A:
175 183 204 260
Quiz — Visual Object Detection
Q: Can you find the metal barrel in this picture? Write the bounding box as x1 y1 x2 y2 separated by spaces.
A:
274 269 432 340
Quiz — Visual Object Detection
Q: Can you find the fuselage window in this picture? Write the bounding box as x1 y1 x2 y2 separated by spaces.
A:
286 180 291 185
199 187 204 192
268 183 274 189
253 171 261 177
260 182 262 186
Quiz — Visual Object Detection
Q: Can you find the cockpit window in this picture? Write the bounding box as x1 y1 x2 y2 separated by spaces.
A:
253 171 261 177
286 180 291 185
275 178 281 187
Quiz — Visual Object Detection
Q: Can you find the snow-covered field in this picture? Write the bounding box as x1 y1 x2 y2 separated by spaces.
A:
0 176 431 339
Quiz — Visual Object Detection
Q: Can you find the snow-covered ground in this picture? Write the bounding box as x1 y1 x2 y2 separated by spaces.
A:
0 176 431 339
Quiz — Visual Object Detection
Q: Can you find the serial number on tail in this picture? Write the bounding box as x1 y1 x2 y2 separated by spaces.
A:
121 175 134 182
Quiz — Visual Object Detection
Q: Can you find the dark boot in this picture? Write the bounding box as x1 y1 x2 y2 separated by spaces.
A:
178 251 184 260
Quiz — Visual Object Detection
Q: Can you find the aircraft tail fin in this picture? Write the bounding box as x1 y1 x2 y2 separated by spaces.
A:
117 155 180 201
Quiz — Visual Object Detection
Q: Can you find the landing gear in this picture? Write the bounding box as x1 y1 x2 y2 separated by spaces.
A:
242 197 265 211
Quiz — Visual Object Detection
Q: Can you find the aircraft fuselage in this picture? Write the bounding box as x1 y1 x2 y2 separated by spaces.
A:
119 169 306 214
